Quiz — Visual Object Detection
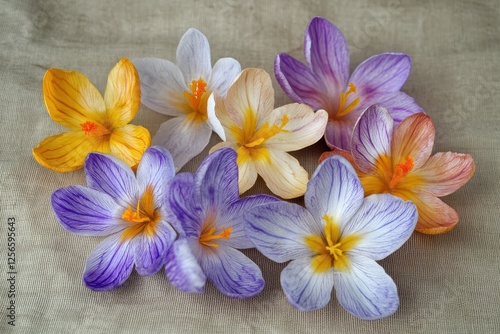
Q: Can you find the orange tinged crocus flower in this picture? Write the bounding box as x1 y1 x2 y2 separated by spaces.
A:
320 105 475 234
33 58 151 172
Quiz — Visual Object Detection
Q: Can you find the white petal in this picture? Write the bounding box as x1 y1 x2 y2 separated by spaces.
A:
333 255 399 320
152 116 212 171
207 94 226 140
208 58 241 96
237 156 258 195
176 28 212 83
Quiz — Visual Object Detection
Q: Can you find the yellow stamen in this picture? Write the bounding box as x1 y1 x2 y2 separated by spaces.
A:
199 226 232 248
120 186 160 241
244 114 289 148
79 121 110 136
389 156 414 188
183 78 210 122
336 83 361 118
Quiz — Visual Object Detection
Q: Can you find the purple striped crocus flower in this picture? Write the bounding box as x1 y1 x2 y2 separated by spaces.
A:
275 16 422 150
245 155 417 319
51 146 176 291
164 148 277 298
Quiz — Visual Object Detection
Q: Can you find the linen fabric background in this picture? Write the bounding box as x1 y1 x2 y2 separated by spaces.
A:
1 0 499 333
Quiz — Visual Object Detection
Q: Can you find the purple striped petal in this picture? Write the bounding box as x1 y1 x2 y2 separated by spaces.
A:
85 152 138 208
165 239 206 294
305 156 364 229
281 256 335 311
221 194 279 249
176 28 211 84
324 118 355 150
345 194 417 260
136 146 175 207
83 233 134 291
52 185 125 236
201 246 264 298
351 105 393 174
333 255 399 320
244 201 318 263
195 148 239 212
305 17 349 93
132 221 177 276
274 53 331 111
350 53 411 98
371 91 423 125
166 172 203 238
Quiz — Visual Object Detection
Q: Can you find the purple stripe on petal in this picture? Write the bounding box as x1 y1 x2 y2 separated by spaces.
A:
52 185 125 236
85 152 138 208
132 221 177 276
201 246 264 299
165 239 206 294
83 233 134 291
373 91 423 125
281 257 335 311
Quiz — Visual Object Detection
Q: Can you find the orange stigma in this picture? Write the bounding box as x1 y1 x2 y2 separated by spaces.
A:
184 78 208 113
79 121 110 136
336 83 361 118
389 156 414 188
199 226 232 248
80 121 97 135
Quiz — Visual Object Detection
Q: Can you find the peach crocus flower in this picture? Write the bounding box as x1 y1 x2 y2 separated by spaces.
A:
33 58 151 172
320 105 475 234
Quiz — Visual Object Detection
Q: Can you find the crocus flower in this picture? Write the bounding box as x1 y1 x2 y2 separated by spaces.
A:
321 105 475 234
133 28 241 170
33 58 151 172
245 155 417 319
275 16 421 150
164 148 277 298
51 146 176 290
210 68 328 199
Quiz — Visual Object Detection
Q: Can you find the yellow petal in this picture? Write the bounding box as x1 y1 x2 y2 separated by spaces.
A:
104 58 141 127
108 124 151 168
32 131 99 172
43 68 107 131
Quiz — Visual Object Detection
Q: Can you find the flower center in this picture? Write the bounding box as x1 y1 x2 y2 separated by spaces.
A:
120 186 160 241
79 121 110 137
199 226 232 248
304 214 361 273
184 78 211 122
244 114 289 148
336 83 361 118
389 156 414 188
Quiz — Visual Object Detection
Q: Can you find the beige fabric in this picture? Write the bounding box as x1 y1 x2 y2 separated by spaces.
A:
1 0 499 332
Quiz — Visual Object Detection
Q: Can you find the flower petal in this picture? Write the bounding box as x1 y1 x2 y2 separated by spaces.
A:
83 233 134 291
318 148 357 171
136 146 175 207
207 94 226 140
33 131 96 172
195 148 240 212
165 239 206 294
411 152 475 197
132 221 176 276
237 156 258 195
132 57 189 116
176 28 212 84
324 118 356 151
42 68 106 131
281 256 335 311
244 201 319 263
274 53 332 111
333 255 399 320
201 246 264 298
222 194 279 249
344 194 417 260
52 185 125 236
254 149 309 199
305 17 349 94
265 105 328 151
397 190 460 234
305 155 364 228
391 113 434 170
350 53 411 98
103 58 141 127
208 57 241 96
84 152 138 208
351 105 393 174
370 91 423 124
108 124 151 168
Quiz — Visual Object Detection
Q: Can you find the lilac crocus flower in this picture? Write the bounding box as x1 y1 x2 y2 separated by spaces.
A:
164 148 277 298
245 156 417 319
51 146 176 291
275 16 422 150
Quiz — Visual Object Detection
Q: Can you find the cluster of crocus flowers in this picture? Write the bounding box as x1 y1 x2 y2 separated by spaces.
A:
33 58 151 172
321 106 475 234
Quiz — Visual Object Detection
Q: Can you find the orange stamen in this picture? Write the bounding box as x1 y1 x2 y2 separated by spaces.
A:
80 121 97 135
389 156 414 188
336 83 361 118
184 78 208 112
199 226 232 248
